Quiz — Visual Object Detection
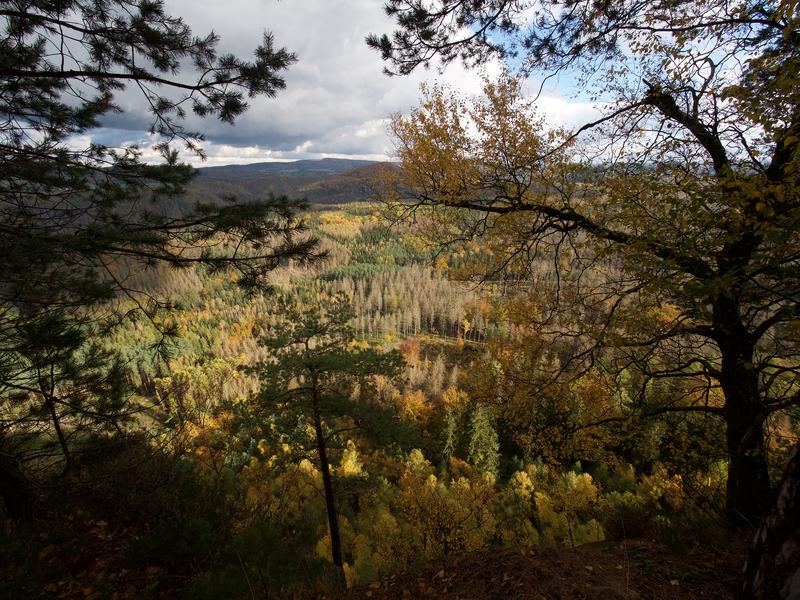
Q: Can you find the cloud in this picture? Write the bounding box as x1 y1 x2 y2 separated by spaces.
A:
89 0 599 165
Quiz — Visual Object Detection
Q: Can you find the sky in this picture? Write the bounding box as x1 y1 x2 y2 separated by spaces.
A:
95 0 601 166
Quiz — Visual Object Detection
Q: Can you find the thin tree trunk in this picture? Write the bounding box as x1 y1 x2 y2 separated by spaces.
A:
312 402 345 588
39 367 72 470
46 395 71 467
738 440 800 599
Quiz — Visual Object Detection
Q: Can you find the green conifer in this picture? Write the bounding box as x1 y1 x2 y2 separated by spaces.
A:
468 405 500 478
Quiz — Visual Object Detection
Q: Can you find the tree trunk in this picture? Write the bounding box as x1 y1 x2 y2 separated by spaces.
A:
723 377 771 527
312 404 346 588
38 367 72 471
44 392 72 471
716 299 772 526
738 440 800 599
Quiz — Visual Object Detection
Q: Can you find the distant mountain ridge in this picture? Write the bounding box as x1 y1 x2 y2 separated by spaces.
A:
298 162 402 204
188 158 389 204
197 157 376 178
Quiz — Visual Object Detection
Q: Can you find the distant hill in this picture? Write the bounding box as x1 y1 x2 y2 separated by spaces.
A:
187 158 389 204
298 162 402 204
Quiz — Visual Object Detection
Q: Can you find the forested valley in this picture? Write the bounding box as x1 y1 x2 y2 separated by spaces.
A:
3 194 757 598
1 1 799 599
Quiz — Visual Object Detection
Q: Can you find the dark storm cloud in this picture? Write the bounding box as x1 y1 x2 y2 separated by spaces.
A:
88 0 596 164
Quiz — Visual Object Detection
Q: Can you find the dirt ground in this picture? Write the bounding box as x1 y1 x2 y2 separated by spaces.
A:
342 539 746 600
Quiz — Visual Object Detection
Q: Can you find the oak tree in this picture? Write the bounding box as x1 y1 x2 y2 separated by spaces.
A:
373 0 800 525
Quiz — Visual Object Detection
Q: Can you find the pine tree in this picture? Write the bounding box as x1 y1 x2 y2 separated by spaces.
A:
441 407 460 465
0 1 321 509
256 292 404 589
1 1 315 316
468 405 500 479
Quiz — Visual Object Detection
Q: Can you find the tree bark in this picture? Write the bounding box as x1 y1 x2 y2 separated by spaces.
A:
738 440 800 599
312 402 346 588
722 371 771 526
715 298 772 526
39 368 73 471
46 394 72 469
